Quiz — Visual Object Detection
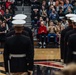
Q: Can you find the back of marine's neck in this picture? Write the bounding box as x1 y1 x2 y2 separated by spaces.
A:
15 31 23 34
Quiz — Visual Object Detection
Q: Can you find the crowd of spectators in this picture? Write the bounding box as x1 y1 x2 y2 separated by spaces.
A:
0 0 16 47
31 0 76 48
0 0 76 48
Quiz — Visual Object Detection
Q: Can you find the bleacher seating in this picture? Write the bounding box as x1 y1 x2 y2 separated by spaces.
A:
31 0 75 48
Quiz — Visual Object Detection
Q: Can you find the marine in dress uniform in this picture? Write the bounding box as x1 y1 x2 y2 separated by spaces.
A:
8 14 34 47
66 33 76 63
6 15 29 38
12 14 33 44
64 18 76 63
60 14 75 62
60 19 73 61
65 19 76 63
3 19 34 75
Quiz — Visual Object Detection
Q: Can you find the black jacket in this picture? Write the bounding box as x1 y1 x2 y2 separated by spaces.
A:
3 34 34 72
10 27 34 44
66 33 76 63
60 26 73 59
64 29 76 63
6 30 29 37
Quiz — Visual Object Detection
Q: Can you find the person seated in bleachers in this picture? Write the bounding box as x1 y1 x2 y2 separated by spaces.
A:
61 17 68 28
38 21 47 48
10 0 18 11
0 21 7 47
31 8 40 29
49 8 59 21
41 0 47 9
37 17 49 29
73 2 76 14
40 5 47 21
8 5 15 16
47 21 57 43
31 0 40 12
37 16 43 28
64 0 73 13
0 12 4 20
1 0 6 6
55 21 64 44
55 0 60 12
5 0 12 9
64 6 73 14
0 5 4 15
1 3 6 11
45 17 49 28
47 5 54 19
3 9 12 29
58 7 65 20
59 0 64 9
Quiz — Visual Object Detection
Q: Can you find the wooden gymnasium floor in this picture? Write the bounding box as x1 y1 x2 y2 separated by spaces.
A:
0 48 61 75
0 48 60 62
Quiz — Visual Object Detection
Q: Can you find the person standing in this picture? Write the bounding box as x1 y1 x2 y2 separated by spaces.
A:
64 20 76 63
60 17 73 62
3 19 34 75
66 19 76 63
66 33 76 63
